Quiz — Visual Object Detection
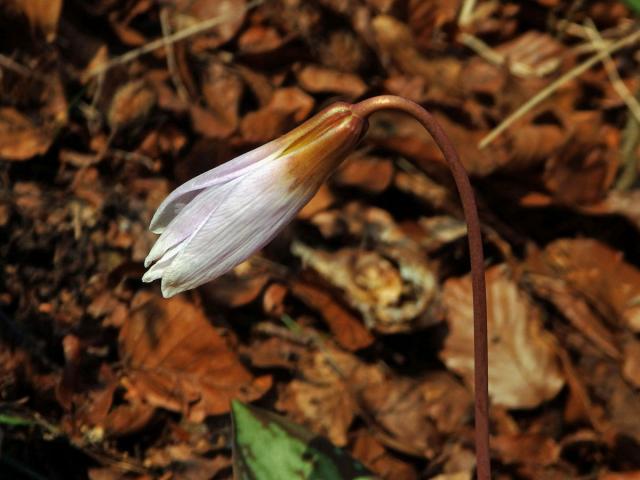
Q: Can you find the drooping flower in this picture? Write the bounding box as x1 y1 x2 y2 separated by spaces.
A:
143 102 367 297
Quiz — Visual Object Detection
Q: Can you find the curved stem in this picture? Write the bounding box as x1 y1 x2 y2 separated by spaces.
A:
352 96 490 480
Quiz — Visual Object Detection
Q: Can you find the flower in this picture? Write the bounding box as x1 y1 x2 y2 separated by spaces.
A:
143 102 367 297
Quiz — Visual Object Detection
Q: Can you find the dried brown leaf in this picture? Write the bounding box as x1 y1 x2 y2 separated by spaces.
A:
528 239 640 333
290 280 374 351
20 0 63 41
240 87 314 144
297 64 367 99
332 153 394 193
119 291 271 421
441 265 565 409
491 433 560 466
352 432 418 480
0 108 52 161
108 80 157 131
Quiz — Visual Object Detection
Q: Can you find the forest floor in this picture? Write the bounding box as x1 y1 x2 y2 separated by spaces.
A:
2 0 640 479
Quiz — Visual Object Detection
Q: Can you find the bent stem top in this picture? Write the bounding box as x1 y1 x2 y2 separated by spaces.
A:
353 96 490 480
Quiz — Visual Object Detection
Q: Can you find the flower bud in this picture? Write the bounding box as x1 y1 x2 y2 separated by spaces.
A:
143 102 367 298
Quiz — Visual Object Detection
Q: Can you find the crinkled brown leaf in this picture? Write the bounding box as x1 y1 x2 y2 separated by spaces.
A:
119 291 272 421
332 153 394 193
296 204 440 332
296 64 367 99
441 264 565 409
0 108 53 161
290 280 374 351
526 239 640 332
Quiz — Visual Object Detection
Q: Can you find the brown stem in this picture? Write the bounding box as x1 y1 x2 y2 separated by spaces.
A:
352 95 490 480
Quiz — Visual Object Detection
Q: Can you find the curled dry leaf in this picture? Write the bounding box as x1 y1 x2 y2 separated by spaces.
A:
19 0 63 41
542 113 619 206
0 108 53 161
622 340 640 388
293 205 439 333
352 432 418 480
526 239 640 333
119 291 271 421
240 87 315 144
368 111 506 176
296 64 367 99
173 0 247 52
200 261 270 308
441 264 565 409
107 80 157 132
277 346 377 446
522 256 620 359
332 153 394 193
290 280 375 351
491 433 560 466
277 344 470 455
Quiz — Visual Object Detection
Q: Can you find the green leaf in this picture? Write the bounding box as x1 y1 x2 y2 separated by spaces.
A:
231 401 378 480
0 413 37 427
623 0 640 13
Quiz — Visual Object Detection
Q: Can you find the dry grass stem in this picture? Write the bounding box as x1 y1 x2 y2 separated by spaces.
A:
479 28 640 149
86 0 262 78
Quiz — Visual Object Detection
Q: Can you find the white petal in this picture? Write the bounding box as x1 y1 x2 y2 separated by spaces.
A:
160 161 314 296
142 243 181 282
149 141 282 233
144 178 241 268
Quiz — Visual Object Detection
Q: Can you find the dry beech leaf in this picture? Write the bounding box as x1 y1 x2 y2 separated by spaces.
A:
600 472 640 480
119 291 271 421
352 432 418 480
416 216 468 251
368 111 506 176
332 153 394 193
522 259 620 359
0 107 53 161
173 0 247 52
240 87 315 144
201 261 270 308
298 183 335 220
491 433 560 466
20 0 63 41
543 113 619 206
441 264 565 409
201 62 244 131
293 205 439 333
237 24 286 55
108 80 157 132
296 64 367 99
527 239 640 333
359 372 472 457
277 347 377 446
277 344 470 455
290 280 374 351
145 444 231 480
622 340 640 388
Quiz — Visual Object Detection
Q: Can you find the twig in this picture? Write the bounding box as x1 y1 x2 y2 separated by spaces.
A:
584 20 640 124
617 89 640 190
86 0 263 78
479 28 640 149
460 32 560 78
159 7 190 102
0 54 33 77
458 0 477 27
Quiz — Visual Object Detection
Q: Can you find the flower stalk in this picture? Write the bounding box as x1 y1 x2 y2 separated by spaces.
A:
143 95 490 480
352 96 490 480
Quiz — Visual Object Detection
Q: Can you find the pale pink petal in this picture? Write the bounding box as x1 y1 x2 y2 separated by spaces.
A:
141 243 181 282
159 162 313 297
149 141 282 233
144 179 241 267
